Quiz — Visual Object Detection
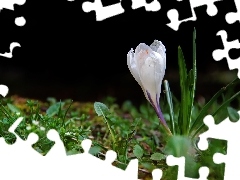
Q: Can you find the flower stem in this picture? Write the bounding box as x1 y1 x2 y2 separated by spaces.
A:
156 107 173 137
146 91 173 136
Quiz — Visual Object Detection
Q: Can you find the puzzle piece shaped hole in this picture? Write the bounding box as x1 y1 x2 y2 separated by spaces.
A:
2 116 24 145
81 139 92 153
105 150 117 164
225 0 240 24
229 48 240 60
0 85 9 97
121 0 132 11
101 0 122 6
82 0 125 21
152 169 163 180
1 132 17 144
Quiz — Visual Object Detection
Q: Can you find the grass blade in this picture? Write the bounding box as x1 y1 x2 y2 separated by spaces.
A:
192 90 240 138
227 106 239 122
178 46 189 135
163 80 176 135
212 91 240 117
190 77 240 136
164 80 176 135
188 28 197 130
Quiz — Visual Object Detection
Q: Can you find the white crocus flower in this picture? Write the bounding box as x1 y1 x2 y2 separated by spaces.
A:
127 40 166 110
127 40 171 135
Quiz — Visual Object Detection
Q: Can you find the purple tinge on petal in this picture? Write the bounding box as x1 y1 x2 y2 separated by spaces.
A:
156 103 167 126
146 91 167 126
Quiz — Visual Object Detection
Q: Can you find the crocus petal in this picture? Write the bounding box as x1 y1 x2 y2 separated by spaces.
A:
142 55 161 107
153 50 166 101
150 40 166 102
156 43 166 72
135 43 150 54
150 40 166 58
150 40 161 52
127 48 141 85
127 48 146 96
134 43 156 101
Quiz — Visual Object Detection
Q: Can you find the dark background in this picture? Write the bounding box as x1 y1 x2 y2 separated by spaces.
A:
0 0 239 106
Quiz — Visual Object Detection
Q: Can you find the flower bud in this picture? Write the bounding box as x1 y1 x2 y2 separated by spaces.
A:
127 40 166 112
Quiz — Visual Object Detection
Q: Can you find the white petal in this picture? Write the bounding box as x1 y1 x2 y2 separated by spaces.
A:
150 40 166 101
139 56 159 106
153 51 166 98
127 48 148 99
150 40 166 59
135 43 151 54
156 41 166 60
127 48 141 86
134 43 155 101
150 40 161 52
134 43 154 75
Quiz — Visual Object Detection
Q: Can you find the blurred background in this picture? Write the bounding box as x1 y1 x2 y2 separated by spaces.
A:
0 0 239 106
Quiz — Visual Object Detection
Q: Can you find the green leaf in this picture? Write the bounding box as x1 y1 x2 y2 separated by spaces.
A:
67 149 79 156
7 103 21 114
164 135 191 157
189 27 197 128
94 102 116 144
227 106 239 122
141 162 155 171
190 78 240 137
94 102 109 116
150 153 165 161
212 91 240 118
89 146 102 155
47 97 57 104
178 46 189 135
164 80 176 135
133 144 144 159
177 28 197 136
46 102 64 117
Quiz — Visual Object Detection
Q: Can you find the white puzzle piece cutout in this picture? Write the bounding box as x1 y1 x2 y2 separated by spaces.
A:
0 0 26 56
166 155 209 180
82 0 125 21
131 0 161 12
198 113 240 180
225 0 240 24
212 30 240 78
0 116 140 180
0 42 21 58
15 16 26 26
82 0 161 21
0 0 26 26
0 0 26 11
167 0 222 31
0 84 9 97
